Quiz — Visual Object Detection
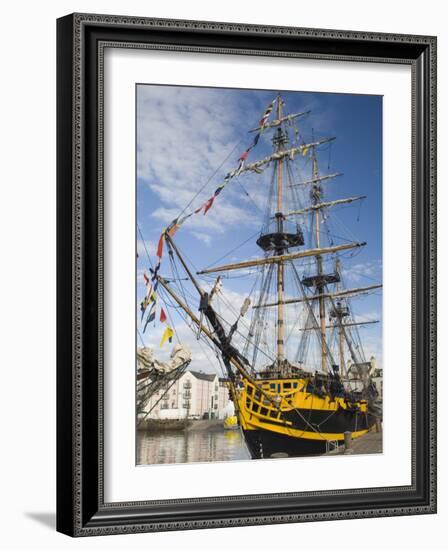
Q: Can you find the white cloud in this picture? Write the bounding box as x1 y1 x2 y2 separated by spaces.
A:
137 239 156 258
137 85 269 239
343 259 382 285
191 231 212 246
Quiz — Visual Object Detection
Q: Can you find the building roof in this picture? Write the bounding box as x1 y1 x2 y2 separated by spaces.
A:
188 370 217 382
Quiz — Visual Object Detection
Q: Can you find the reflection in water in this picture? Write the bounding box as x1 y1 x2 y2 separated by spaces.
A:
137 429 251 465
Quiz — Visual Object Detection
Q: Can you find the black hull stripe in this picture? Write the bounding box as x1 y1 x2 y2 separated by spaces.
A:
243 429 332 458
249 407 376 435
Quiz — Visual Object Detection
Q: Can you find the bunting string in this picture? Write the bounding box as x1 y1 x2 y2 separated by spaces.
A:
164 98 277 238
139 97 278 340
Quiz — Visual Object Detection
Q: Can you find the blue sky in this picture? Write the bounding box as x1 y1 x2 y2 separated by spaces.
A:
136 84 382 373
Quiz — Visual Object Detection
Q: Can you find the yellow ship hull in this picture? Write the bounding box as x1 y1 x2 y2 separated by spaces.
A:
236 377 376 458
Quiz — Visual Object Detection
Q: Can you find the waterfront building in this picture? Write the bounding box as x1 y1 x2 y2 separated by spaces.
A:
142 369 231 420
371 367 383 405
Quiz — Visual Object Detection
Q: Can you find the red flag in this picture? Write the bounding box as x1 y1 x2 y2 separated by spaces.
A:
239 150 249 162
143 272 150 285
203 196 215 215
160 308 167 323
156 233 165 259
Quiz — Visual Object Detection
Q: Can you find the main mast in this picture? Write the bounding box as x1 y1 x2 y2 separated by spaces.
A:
275 95 286 366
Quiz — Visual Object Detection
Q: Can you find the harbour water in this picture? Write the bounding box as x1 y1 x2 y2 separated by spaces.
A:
137 427 251 465
137 423 382 465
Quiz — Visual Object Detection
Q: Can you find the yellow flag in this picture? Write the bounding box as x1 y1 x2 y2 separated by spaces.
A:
302 146 309 156
160 326 174 347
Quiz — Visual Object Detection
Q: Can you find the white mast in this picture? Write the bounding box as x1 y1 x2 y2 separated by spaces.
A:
275 95 285 365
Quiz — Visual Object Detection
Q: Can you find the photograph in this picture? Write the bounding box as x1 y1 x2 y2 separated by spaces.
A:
135 84 383 465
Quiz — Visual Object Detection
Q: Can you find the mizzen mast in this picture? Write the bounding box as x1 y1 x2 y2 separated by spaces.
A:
311 148 328 372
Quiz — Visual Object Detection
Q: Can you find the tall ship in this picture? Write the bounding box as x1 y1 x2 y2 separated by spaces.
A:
138 94 382 458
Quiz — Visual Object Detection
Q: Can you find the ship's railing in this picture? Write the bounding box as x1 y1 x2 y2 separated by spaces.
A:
241 380 297 425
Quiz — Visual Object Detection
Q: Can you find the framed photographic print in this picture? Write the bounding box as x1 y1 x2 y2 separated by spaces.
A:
56 13 437 536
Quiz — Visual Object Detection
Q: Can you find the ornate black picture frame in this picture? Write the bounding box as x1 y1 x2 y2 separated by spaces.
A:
56 13 437 536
